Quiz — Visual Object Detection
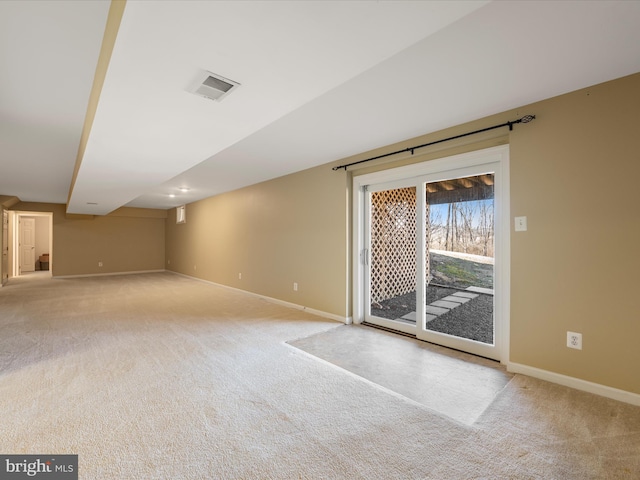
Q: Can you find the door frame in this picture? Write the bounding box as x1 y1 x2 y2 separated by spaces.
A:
352 145 510 363
1 210 8 286
12 211 53 277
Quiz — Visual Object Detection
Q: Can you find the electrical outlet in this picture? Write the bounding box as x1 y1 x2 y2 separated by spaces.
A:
238 272 242 280
193 265 197 271
167 260 171 265
567 331 582 350
293 282 298 291
98 261 103 267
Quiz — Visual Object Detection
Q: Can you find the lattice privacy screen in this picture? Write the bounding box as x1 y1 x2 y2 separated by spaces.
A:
370 187 430 304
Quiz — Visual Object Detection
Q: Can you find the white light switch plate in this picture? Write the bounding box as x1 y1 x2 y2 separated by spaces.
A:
515 216 527 232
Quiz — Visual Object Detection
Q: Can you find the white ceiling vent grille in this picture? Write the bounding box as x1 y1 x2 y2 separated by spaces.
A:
190 71 240 102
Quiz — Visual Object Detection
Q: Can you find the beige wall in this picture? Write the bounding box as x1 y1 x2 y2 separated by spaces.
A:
166 72 640 395
10 203 166 277
509 73 640 393
165 162 350 318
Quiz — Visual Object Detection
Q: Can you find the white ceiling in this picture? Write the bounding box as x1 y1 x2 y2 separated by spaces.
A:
2 1 640 215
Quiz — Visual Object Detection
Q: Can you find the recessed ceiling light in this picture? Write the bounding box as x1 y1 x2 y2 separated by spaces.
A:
169 194 176 198
179 188 190 192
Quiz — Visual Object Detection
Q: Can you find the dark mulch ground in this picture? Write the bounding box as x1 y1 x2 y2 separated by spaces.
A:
371 287 494 344
370 252 495 344
425 290 493 344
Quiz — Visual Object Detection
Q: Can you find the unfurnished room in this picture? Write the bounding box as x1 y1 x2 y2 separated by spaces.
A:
1 1 639 478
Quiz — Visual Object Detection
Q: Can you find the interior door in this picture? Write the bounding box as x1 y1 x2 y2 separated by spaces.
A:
360 154 505 361
19 217 35 273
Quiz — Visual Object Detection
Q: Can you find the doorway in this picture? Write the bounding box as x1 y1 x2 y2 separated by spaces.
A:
11 211 53 278
353 146 509 361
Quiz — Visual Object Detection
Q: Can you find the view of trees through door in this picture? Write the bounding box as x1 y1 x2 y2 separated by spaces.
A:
369 173 495 345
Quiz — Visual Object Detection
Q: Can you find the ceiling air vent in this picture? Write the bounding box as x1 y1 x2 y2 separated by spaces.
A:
190 71 240 102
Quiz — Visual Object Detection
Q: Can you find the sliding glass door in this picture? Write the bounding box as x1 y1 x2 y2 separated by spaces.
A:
356 146 508 361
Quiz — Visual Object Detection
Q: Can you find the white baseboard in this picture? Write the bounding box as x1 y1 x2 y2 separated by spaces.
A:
169 271 349 324
508 362 640 407
54 269 166 279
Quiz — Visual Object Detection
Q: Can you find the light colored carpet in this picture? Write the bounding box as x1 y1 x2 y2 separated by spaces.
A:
0 272 638 479
289 325 514 426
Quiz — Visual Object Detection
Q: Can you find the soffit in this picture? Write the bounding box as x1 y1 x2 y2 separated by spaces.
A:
67 0 486 214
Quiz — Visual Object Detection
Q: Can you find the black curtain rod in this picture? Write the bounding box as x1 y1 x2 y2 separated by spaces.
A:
332 114 535 171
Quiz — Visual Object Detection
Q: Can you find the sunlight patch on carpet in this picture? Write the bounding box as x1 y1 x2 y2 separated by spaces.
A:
289 324 514 425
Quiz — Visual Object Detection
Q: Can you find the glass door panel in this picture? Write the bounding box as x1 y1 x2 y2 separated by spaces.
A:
422 174 494 339
417 171 499 360
365 184 418 335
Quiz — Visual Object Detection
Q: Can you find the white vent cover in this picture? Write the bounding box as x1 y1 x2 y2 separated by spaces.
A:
189 71 240 102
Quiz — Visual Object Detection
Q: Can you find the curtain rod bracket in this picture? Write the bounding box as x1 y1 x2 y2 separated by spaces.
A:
332 114 535 171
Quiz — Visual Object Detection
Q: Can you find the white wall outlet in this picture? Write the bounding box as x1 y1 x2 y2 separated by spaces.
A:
567 331 582 350
167 259 171 265
193 265 197 271
293 282 298 291
515 216 528 232
238 272 242 280
98 261 103 267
